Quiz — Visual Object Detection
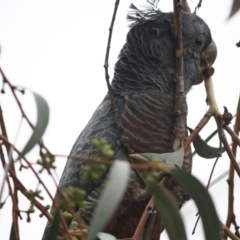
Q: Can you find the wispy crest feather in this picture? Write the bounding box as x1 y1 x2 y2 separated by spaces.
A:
127 0 161 26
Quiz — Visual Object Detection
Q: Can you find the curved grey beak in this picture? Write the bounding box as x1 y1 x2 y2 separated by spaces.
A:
201 39 217 67
193 39 217 85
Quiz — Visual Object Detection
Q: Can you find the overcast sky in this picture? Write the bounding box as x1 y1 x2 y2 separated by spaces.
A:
0 0 240 240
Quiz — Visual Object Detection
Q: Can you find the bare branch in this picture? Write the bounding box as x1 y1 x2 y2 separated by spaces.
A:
221 135 240 178
221 221 240 240
132 177 167 239
184 111 212 150
104 0 121 137
172 0 187 151
225 94 240 231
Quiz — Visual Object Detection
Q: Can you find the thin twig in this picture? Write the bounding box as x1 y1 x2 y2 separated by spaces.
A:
224 125 240 147
0 145 20 239
54 153 172 173
132 177 167 239
232 214 240 237
225 95 240 232
221 221 240 240
0 135 55 201
0 105 20 239
184 111 212 150
0 68 33 128
104 0 121 137
194 0 203 14
0 134 87 233
132 196 155 239
221 135 240 177
0 67 52 155
7 167 51 219
209 160 240 188
203 76 240 178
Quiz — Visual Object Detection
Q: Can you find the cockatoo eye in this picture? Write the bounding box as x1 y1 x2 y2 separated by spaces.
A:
195 38 203 47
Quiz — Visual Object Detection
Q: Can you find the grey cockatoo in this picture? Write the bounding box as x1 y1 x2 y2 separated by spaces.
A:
42 2 217 239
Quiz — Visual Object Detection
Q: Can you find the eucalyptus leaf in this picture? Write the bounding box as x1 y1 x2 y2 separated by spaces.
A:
228 0 240 18
172 169 221 240
130 147 184 168
19 91 49 159
142 212 157 240
86 161 130 240
0 201 5 209
188 128 224 159
97 232 117 240
153 184 187 240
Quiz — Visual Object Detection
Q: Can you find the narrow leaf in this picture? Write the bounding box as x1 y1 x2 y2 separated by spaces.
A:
19 91 49 158
0 201 5 209
130 147 184 168
188 128 224 159
142 212 157 240
45 211 61 240
228 0 240 19
87 161 130 240
193 134 224 159
97 232 117 240
172 169 221 240
153 184 187 240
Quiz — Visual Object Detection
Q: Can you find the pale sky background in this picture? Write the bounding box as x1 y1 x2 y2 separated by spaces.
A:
0 0 240 240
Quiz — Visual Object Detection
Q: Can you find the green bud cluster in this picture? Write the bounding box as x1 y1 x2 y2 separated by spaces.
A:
81 163 107 183
19 163 29 171
24 189 44 222
145 170 159 184
65 187 86 209
26 203 35 222
39 204 50 218
25 189 44 200
62 211 73 220
70 220 79 230
37 153 56 173
92 138 115 159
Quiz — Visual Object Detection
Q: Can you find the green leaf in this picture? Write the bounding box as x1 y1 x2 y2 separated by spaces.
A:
9 222 17 240
45 211 61 240
172 169 221 240
0 201 5 209
86 161 130 240
228 0 240 18
153 184 187 240
19 91 49 159
130 147 184 168
188 128 224 159
97 233 117 240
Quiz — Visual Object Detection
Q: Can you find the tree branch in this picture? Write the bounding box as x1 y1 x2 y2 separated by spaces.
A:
172 0 187 151
225 94 240 231
104 0 121 137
